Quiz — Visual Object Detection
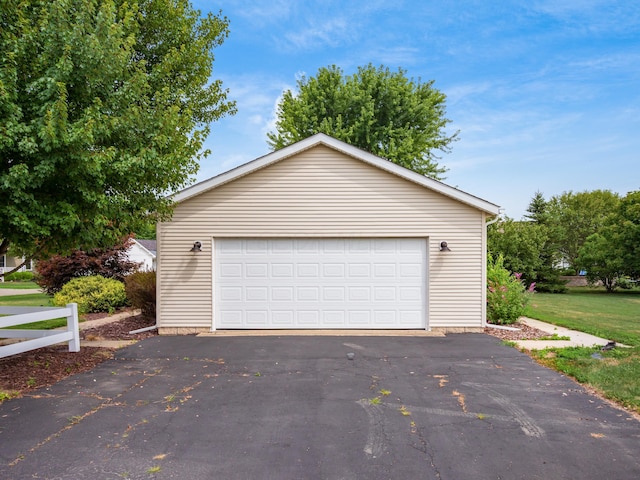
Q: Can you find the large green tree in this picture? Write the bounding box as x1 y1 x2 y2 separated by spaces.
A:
0 0 235 267
546 190 620 271
489 192 568 293
616 190 640 279
267 64 456 179
577 190 640 290
577 232 624 292
487 218 548 283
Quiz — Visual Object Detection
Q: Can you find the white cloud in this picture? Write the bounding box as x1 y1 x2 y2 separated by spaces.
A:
444 82 494 105
279 18 354 51
248 114 263 125
567 53 640 72
372 47 421 67
529 0 640 35
221 73 288 114
219 0 296 26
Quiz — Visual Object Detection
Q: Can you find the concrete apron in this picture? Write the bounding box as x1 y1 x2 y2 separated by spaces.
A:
199 329 446 337
515 317 625 350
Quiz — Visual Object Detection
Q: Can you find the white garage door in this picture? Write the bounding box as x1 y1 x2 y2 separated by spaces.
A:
214 238 426 329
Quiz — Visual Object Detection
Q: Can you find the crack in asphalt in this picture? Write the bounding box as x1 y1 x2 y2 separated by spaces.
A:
410 424 442 479
8 368 163 467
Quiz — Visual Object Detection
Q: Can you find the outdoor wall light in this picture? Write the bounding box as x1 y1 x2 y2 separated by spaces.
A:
440 241 451 252
190 241 202 252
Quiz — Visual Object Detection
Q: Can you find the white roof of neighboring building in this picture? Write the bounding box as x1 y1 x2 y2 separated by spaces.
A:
133 239 156 256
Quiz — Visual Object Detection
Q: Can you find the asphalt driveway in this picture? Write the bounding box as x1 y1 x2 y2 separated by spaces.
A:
1 334 638 479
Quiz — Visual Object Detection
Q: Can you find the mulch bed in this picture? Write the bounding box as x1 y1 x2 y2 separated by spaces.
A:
0 346 115 394
484 321 553 342
0 314 157 397
79 314 158 341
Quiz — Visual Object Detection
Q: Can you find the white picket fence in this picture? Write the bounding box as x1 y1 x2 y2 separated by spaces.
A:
0 303 79 358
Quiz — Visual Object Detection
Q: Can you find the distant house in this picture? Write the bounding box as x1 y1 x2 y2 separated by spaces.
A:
129 239 156 271
0 254 33 281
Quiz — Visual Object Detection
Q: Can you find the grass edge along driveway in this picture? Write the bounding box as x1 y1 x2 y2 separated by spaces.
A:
524 287 640 414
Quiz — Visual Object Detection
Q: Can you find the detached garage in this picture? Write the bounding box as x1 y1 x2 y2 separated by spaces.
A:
157 134 500 334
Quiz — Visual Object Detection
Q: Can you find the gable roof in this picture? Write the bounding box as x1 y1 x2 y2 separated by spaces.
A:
133 239 157 256
173 133 501 215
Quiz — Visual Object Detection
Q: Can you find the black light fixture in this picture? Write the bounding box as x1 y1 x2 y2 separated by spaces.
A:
440 241 451 252
190 241 202 252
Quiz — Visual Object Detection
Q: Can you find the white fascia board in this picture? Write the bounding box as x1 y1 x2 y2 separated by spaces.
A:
132 239 156 259
172 133 501 215
316 135 502 215
171 135 324 203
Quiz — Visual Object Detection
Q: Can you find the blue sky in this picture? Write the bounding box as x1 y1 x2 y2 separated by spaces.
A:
192 0 639 219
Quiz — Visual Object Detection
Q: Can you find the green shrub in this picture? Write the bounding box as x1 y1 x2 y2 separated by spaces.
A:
559 268 577 276
125 270 156 319
35 235 140 294
487 254 534 325
53 275 128 314
4 271 35 282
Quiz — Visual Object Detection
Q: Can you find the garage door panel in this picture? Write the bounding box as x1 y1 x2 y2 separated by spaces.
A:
220 311 242 324
323 239 346 253
220 287 242 301
374 286 396 301
348 311 371 325
271 239 294 253
374 311 396 325
272 311 294 327
348 286 371 301
374 264 396 277
399 263 421 277
214 238 426 329
246 264 268 277
401 311 422 324
298 239 320 253
323 311 346 326
348 264 371 277
348 240 370 253
272 264 294 277
246 240 268 253
298 311 319 325
323 286 346 301
323 263 345 276
297 264 320 277
298 287 320 301
271 287 294 301
246 287 268 301
246 311 268 326
219 263 242 277
400 287 422 301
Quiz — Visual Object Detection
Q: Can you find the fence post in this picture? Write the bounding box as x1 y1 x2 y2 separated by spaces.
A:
67 303 80 352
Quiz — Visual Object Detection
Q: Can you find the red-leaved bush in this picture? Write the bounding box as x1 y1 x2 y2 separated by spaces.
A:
35 235 141 295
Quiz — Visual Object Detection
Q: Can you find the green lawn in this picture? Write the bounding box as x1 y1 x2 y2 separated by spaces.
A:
524 287 640 413
0 281 40 289
0 293 69 330
524 287 640 346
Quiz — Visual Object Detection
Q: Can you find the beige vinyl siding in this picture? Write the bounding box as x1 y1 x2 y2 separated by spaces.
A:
158 145 486 329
